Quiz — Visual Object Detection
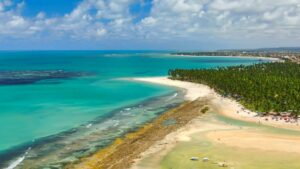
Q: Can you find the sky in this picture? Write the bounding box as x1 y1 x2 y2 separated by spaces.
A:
0 0 299 50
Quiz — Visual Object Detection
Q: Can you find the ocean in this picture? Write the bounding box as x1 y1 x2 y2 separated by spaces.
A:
0 51 267 168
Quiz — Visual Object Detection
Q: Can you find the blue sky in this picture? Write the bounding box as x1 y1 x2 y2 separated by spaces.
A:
22 0 82 17
0 0 299 50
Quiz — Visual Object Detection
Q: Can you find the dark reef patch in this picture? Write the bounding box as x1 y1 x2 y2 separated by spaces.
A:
0 70 91 85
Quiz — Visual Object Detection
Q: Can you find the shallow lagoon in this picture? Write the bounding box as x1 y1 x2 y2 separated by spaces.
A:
141 114 300 169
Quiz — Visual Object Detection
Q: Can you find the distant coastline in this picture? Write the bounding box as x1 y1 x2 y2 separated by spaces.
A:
171 49 300 63
169 53 282 62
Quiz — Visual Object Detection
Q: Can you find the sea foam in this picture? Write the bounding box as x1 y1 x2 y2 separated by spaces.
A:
5 148 31 169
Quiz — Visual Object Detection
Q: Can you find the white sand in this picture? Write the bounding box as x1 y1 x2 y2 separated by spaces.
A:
131 77 214 101
207 130 300 154
131 77 300 131
129 77 300 169
131 115 237 169
132 117 300 169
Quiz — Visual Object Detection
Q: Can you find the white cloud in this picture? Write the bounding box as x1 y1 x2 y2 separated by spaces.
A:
138 0 300 42
7 16 26 27
96 28 107 36
0 0 299 48
141 17 156 26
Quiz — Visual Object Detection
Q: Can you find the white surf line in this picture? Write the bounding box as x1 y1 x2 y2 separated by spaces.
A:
5 147 31 169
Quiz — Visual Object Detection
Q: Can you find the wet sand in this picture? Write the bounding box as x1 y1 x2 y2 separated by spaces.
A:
70 77 300 169
207 130 300 154
132 114 300 169
159 129 300 169
131 77 300 169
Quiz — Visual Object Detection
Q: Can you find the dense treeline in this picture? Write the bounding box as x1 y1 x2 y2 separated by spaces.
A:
169 62 300 117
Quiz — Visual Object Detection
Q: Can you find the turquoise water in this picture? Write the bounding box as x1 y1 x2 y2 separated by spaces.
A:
0 51 266 168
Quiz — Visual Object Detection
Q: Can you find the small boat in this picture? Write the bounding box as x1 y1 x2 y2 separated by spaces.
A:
203 157 209 162
190 157 199 161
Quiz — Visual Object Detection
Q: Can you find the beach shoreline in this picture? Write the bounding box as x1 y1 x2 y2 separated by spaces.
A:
167 54 282 62
130 77 300 169
132 77 300 131
68 77 300 169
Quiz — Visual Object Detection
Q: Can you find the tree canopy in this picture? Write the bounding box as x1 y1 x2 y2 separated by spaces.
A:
169 62 300 116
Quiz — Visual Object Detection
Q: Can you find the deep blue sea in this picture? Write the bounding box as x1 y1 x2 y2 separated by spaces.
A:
0 51 268 168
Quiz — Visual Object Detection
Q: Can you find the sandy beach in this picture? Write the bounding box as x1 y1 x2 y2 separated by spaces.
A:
132 116 300 169
130 77 300 169
70 77 300 169
133 77 300 131
168 54 282 62
130 77 214 101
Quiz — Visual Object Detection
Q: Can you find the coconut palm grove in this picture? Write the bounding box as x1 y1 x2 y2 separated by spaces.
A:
169 62 300 117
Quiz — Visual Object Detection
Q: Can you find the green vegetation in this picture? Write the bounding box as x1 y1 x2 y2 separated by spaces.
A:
168 62 300 116
201 107 209 114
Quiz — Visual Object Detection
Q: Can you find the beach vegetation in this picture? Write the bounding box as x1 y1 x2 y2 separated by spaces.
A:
201 107 209 114
169 62 300 117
